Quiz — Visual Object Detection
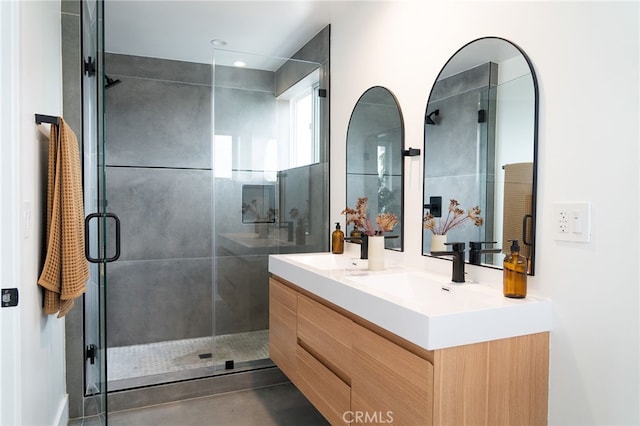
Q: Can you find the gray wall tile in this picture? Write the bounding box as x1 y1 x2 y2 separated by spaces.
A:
214 65 274 92
106 167 212 261
107 258 213 346
62 13 81 135
106 53 212 86
62 0 80 15
105 77 212 169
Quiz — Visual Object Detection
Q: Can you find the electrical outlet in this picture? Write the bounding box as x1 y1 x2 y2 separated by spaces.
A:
558 210 569 233
554 202 591 242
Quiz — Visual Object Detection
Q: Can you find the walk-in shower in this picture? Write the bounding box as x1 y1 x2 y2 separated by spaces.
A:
101 33 330 392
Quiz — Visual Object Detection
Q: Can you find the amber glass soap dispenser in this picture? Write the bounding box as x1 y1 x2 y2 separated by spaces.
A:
332 222 344 254
503 239 527 298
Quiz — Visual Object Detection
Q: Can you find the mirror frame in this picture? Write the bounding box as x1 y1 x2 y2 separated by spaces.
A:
346 85 405 251
422 36 539 275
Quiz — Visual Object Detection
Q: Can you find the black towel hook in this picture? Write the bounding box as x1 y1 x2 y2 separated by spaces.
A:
35 114 59 126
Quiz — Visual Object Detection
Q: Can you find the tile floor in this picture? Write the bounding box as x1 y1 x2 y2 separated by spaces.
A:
107 330 272 391
108 330 270 381
73 383 328 426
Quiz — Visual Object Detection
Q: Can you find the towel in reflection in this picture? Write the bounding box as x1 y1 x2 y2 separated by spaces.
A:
502 162 533 260
37 118 89 318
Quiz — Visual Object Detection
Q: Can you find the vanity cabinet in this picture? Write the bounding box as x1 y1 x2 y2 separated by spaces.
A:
351 322 434 425
269 275 549 425
268 277 297 380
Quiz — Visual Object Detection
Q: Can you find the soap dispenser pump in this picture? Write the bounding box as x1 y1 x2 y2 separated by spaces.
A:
332 222 344 254
503 239 527 298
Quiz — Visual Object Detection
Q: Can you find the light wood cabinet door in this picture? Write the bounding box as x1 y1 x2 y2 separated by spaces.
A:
297 293 352 382
433 333 549 426
295 345 351 425
351 322 434 426
268 278 297 380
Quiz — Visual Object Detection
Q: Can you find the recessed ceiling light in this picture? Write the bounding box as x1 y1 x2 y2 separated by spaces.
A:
210 39 227 46
233 61 246 67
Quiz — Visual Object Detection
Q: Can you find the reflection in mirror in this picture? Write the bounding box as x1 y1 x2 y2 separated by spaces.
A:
422 37 538 274
347 86 404 250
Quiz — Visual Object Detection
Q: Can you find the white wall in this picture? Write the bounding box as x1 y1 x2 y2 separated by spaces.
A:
0 1 68 425
2 1 637 425
329 1 639 425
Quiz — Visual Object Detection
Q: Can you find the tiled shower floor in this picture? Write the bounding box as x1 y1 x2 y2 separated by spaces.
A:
107 330 270 389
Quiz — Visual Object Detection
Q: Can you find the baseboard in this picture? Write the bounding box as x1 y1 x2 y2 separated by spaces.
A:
108 366 289 413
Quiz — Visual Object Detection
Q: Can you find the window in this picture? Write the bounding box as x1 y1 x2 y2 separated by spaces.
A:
290 84 320 167
214 134 232 178
278 69 320 169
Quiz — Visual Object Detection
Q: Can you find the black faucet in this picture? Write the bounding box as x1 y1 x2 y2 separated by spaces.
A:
431 242 466 283
344 234 368 259
468 241 502 265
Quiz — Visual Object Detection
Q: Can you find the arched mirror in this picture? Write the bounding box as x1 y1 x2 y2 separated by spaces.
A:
346 86 404 250
422 37 538 274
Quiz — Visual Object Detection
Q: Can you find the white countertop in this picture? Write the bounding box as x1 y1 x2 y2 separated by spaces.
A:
269 252 552 350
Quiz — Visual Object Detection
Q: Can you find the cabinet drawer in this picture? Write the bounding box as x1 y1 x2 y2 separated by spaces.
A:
295 344 350 426
269 277 297 311
297 294 352 381
268 278 297 379
352 323 434 425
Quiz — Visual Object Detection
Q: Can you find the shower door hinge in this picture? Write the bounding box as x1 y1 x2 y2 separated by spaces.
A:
86 344 97 365
84 57 96 77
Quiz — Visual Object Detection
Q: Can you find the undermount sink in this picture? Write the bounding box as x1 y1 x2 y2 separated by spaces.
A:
280 253 360 270
343 271 497 312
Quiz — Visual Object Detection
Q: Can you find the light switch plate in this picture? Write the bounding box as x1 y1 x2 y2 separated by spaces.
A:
553 202 591 242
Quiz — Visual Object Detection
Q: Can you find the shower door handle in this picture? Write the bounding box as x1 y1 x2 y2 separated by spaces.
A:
84 212 121 263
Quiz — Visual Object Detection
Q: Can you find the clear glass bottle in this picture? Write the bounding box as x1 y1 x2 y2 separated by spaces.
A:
503 239 527 298
332 222 344 254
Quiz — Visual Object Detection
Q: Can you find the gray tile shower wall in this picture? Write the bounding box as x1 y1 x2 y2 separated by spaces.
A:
107 259 213 346
105 53 282 346
106 167 213 261
61 3 84 419
105 78 212 168
105 54 212 168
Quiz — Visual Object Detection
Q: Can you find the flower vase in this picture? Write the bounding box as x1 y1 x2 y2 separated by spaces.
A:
257 224 268 239
295 225 306 246
368 235 385 271
431 234 447 252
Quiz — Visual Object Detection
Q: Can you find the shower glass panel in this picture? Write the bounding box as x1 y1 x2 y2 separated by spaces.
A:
102 47 328 390
81 0 107 421
212 49 329 371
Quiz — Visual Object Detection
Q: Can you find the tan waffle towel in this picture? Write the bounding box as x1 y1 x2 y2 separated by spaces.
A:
502 162 533 260
37 118 89 318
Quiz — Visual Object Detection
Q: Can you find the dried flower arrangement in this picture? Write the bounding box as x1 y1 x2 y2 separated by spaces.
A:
341 197 398 236
242 200 276 222
423 199 483 235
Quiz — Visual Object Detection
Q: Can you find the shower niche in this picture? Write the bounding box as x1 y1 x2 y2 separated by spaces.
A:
241 185 276 224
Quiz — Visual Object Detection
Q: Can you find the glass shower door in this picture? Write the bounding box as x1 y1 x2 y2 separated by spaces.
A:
82 0 108 422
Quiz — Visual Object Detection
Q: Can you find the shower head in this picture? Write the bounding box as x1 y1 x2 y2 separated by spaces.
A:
105 75 122 89
426 109 440 125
